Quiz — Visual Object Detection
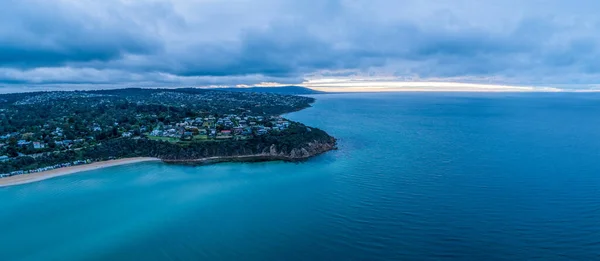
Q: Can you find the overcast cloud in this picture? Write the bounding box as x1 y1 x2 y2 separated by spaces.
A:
2 0 600 90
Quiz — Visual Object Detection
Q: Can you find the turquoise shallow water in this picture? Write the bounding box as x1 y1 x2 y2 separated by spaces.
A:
2 93 600 260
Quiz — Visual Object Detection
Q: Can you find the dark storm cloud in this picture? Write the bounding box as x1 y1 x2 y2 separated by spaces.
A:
2 0 600 87
170 23 366 77
0 0 163 68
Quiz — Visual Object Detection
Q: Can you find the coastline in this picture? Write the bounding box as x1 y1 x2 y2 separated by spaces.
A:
0 101 337 188
0 157 160 188
0 138 336 188
163 148 336 165
0 148 335 188
164 155 289 165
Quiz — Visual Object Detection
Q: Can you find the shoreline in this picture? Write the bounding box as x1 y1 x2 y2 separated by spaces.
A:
0 143 336 188
164 155 289 165
0 104 337 188
162 149 335 165
0 157 161 188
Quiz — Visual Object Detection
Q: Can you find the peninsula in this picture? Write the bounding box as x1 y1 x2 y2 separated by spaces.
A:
0 88 337 184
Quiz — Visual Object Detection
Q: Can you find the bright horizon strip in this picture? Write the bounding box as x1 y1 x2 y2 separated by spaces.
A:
300 81 566 92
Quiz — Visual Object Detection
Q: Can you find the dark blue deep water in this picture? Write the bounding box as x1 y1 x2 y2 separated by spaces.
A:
2 93 600 260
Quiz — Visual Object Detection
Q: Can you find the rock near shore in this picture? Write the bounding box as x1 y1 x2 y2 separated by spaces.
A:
282 139 337 160
256 137 337 160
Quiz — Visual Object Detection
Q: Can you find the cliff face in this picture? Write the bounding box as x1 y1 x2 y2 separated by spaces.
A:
262 138 337 160
162 137 337 164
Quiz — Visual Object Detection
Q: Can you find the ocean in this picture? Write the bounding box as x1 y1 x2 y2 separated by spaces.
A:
1 93 600 260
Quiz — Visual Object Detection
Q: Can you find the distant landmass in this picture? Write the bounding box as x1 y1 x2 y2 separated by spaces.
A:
207 86 325 95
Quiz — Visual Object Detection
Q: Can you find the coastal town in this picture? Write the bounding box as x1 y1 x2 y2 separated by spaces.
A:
147 114 292 142
0 88 336 178
0 113 292 154
0 114 293 179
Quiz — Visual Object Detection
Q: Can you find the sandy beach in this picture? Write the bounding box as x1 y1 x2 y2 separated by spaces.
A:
0 157 161 188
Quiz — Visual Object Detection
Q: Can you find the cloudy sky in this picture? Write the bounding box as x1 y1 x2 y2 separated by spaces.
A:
2 0 600 91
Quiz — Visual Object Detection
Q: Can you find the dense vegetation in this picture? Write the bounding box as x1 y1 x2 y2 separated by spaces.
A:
0 88 335 174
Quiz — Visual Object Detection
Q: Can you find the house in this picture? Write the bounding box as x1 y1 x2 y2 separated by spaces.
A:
122 132 133 138
242 127 253 135
33 142 45 149
0 156 9 162
53 127 64 137
150 130 162 136
17 140 30 147
185 126 199 133
220 130 232 135
257 129 268 135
